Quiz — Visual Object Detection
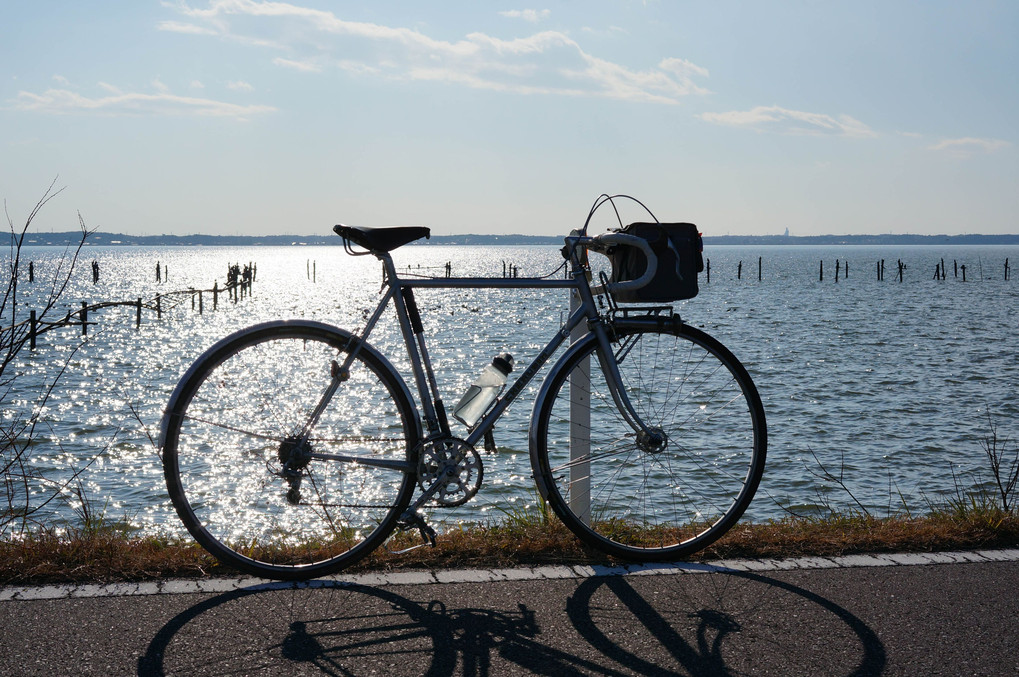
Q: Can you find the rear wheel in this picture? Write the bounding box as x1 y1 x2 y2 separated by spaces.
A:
532 323 766 560
162 322 418 580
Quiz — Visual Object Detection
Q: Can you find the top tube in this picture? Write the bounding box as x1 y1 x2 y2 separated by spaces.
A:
394 276 578 290
333 224 657 296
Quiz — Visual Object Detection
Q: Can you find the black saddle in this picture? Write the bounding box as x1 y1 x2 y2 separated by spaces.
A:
333 224 430 252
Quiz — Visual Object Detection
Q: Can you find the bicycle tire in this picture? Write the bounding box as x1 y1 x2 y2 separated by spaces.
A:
162 321 419 580
531 322 766 560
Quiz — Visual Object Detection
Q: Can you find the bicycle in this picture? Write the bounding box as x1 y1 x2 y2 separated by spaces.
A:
160 197 767 580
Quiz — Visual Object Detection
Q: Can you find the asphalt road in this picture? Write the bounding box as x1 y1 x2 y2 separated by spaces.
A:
2 559 1017 676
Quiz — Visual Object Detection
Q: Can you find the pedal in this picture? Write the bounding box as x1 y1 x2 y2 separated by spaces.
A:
391 511 437 554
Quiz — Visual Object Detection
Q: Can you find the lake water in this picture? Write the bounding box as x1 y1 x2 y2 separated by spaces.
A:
3 242 1018 536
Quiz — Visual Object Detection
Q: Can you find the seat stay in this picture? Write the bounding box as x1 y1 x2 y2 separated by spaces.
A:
291 288 395 445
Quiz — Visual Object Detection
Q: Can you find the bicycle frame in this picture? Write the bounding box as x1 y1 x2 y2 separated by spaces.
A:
160 219 766 578
315 240 653 458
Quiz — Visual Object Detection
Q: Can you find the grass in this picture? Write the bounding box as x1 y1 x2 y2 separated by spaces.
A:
1 507 1016 585
4 412 1017 585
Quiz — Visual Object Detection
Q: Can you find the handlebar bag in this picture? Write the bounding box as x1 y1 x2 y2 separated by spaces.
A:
609 222 703 303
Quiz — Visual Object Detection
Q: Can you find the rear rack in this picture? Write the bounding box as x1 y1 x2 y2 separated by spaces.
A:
607 305 682 330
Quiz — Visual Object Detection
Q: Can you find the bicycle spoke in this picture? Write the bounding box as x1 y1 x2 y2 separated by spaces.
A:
164 323 417 579
535 324 765 559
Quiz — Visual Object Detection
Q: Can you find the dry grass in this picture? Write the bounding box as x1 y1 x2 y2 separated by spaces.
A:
2 510 1017 585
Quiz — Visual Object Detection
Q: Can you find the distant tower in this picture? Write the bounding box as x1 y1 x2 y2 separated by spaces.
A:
784 227 790 237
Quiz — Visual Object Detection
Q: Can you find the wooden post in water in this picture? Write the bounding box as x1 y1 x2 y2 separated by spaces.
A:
961 264 966 282
819 260 823 282
29 310 37 349
156 294 162 320
940 258 946 281
881 259 885 281
954 260 958 278
80 302 88 336
898 259 904 282
835 260 840 283
213 282 218 310
706 259 711 283
845 260 849 279
758 256 762 282
136 298 142 327
738 261 742 280
1005 258 1010 281
199 291 204 314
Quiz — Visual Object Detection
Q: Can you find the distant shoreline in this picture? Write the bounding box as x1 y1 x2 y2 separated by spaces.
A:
13 232 1019 247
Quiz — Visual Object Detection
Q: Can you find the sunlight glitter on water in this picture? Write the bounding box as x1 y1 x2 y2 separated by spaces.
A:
3 243 1018 535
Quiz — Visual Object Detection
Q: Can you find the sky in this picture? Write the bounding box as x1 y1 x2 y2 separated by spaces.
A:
2 1 1017 237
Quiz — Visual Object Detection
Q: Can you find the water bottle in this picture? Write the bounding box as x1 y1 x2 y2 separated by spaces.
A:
452 353 514 427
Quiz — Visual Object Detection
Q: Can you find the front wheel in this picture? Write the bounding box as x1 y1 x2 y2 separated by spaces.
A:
162 321 419 580
531 323 766 560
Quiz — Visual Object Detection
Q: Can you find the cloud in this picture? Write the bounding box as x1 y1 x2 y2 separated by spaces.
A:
700 105 876 138
581 25 628 37
928 137 1010 156
52 75 70 85
157 20 218 35
226 80 254 91
10 84 275 120
272 57 323 72
498 9 551 23
164 0 708 104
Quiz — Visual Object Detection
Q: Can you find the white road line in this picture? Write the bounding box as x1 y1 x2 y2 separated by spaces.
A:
3 548 1018 602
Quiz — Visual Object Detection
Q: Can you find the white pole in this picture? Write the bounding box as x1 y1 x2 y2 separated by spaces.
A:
569 289 591 525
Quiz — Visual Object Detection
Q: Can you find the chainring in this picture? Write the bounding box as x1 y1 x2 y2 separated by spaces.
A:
416 437 483 507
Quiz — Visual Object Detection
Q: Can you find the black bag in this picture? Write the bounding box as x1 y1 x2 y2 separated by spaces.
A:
609 222 703 303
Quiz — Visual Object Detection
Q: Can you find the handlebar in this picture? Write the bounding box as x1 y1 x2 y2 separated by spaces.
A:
565 231 657 297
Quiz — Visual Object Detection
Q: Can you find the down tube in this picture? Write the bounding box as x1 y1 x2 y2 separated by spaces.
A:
463 303 589 450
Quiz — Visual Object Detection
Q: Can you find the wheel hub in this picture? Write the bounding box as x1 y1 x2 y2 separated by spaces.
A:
637 427 668 454
277 436 313 505
278 435 312 471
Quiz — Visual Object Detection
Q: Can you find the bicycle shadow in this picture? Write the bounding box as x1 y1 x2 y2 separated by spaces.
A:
138 581 612 676
567 568 887 676
138 568 885 676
